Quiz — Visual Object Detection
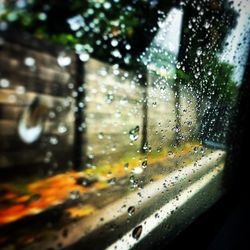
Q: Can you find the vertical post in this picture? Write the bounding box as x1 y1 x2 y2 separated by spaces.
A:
140 67 148 154
172 5 187 147
73 55 87 171
173 80 181 146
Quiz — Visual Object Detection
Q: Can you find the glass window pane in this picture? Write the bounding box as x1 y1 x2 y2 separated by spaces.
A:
0 0 249 249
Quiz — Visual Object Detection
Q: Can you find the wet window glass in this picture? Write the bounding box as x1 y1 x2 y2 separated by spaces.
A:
0 0 249 249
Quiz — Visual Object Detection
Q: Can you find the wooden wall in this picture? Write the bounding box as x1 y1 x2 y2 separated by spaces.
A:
147 72 197 149
84 62 197 166
0 31 76 176
84 59 144 165
0 30 197 177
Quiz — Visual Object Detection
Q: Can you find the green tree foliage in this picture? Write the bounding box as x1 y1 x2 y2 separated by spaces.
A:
0 0 174 69
177 56 238 105
174 0 238 109
201 57 238 104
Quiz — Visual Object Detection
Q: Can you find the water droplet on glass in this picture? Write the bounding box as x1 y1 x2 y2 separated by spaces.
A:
204 21 210 29
98 132 104 139
57 53 71 67
49 111 56 119
115 110 121 118
111 145 116 152
16 0 26 8
0 78 10 88
99 67 108 76
175 126 180 133
79 51 90 62
132 225 143 240
200 147 205 154
88 153 95 160
168 151 175 158
143 142 151 152
124 55 131 64
196 48 202 56
108 178 117 185
0 22 8 31
106 93 114 104
76 177 95 187
120 96 128 105
16 85 26 94
111 49 122 58
69 190 80 200
124 163 129 169
50 136 58 145
129 126 139 142
24 57 36 67
107 171 112 177
67 15 85 31
103 2 111 9
111 39 118 47
132 167 143 175
44 151 52 163
38 12 47 21
125 44 131 50
128 206 135 216
152 102 157 107
130 175 139 188
58 125 67 134
141 160 147 169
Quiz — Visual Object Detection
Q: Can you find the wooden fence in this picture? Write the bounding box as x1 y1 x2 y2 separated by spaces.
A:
0 31 76 176
0 30 197 177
